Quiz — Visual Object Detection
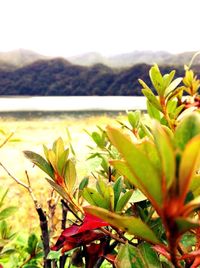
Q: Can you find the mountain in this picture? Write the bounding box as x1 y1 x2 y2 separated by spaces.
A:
68 52 109 67
0 49 199 70
0 57 199 96
0 49 48 70
0 49 200 96
67 51 200 68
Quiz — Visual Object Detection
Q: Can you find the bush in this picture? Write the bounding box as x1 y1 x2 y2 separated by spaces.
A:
3 62 200 267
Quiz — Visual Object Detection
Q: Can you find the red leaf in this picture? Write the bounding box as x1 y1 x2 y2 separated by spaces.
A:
84 242 106 268
179 249 200 260
153 245 171 260
52 210 109 252
53 229 106 252
62 210 109 238
104 253 116 264
191 256 200 268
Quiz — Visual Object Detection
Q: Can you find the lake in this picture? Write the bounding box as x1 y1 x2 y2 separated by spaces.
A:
0 96 146 112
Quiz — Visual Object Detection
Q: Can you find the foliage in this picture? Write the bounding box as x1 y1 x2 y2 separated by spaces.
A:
1 58 200 96
8 62 200 267
0 187 18 267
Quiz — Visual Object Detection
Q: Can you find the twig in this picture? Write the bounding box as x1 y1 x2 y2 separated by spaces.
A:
0 132 14 148
61 199 83 223
100 227 126 245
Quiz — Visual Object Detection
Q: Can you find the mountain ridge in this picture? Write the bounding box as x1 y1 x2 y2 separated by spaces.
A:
0 49 199 70
0 49 199 96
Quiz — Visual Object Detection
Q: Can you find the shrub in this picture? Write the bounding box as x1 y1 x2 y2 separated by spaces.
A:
13 63 200 267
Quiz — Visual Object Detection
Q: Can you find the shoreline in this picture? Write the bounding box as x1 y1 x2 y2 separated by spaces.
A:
0 96 146 112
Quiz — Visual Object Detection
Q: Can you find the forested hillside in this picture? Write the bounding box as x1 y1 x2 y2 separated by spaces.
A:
0 57 199 96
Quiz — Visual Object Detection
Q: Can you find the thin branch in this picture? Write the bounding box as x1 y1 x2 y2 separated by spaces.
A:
0 132 14 148
0 162 29 190
61 199 83 223
100 227 126 245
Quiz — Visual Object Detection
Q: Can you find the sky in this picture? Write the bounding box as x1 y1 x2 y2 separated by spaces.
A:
0 0 199 58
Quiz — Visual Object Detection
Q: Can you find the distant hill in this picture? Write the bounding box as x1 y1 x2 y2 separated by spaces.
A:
0 49 48 70
0 57 199 96
1 49 200 70
68 51 200 68
0 49 200 96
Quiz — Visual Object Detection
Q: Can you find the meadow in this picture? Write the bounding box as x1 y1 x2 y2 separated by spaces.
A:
0 111 126 233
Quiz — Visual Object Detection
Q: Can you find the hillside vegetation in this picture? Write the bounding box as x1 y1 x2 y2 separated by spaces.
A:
0 49 200 96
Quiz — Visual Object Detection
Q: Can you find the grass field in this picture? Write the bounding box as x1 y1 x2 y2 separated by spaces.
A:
0 111 126 233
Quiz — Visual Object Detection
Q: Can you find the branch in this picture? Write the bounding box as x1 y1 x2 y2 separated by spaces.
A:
0 132 14 148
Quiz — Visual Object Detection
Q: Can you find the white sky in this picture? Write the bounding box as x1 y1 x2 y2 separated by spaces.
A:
0 0 199 57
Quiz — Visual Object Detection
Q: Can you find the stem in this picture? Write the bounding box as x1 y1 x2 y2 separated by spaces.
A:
59 200 68 268
160 96 175 131
164 217 181 268
61 199 68 230
61 199 83 223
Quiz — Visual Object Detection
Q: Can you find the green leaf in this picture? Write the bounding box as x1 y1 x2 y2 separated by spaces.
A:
113 177 123 208
85 206 161 244
179 134 200 200
115 244 145 268
164 77 182 97
138 78 152 91
167 99 177 114
79 177 89 190
53 137 65 158
129 189 147 203
147 100 161 121
162 70 176 90
64 159 76 191
149 64 163 96
47 250 62 260
46 178 69 201
139 121 154 139
108 186 115 211
24 151 54 179
115 190 133 212
189 175 200 197
152 122 175 189
142 88 162 111
138 242 162 268
137 140 161 172
175 112 200 151
27 233 38 255
181 232 196 249
92 132 105 148
43 144 49 159
174 104 185 119
127 110 141 129
57 149 69 175
110 160 145 194
0 207 18 220
96 178 107 196
107 127 163 207
47 149 57 170
0 189 9 208
82 188 109 209
175 217 200 234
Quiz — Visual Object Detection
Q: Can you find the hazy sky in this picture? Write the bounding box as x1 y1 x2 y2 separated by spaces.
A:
0 0 199 57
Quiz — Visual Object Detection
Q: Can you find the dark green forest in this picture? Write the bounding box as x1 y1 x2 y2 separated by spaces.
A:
0 58 200 96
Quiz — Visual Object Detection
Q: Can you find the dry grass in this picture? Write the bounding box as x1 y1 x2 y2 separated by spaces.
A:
0 111 125 232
